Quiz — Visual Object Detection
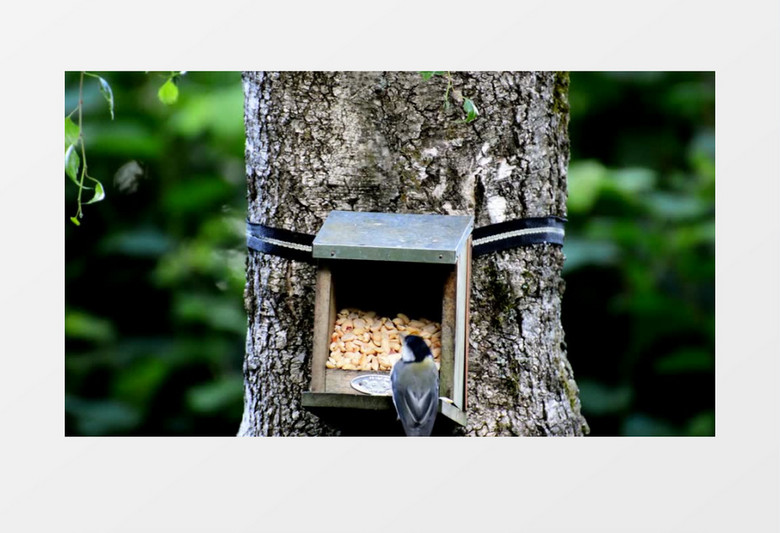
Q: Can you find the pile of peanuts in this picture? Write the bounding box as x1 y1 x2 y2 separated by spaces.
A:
326 308 442 372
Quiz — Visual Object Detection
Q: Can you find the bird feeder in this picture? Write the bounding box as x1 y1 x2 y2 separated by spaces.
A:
301 211 472 430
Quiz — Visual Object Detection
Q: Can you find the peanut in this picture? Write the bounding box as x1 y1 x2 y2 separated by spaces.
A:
326 308 443 371
423 323 438 334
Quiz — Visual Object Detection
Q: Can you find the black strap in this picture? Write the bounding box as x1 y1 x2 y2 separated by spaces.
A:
246 221 316 263
471 216 565 257
246 215 565 262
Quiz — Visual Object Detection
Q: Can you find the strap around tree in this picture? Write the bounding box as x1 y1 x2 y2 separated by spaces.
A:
246 215 565 262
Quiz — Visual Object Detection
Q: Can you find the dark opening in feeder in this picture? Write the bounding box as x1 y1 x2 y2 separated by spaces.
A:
301 211 473 433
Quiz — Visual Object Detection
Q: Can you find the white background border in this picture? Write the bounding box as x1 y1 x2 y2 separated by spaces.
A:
2 1 778 531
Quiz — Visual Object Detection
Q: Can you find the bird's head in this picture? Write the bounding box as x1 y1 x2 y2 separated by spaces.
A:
401 334 432 363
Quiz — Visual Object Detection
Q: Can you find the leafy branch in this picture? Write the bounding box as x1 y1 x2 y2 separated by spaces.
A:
65 71 186 225
65 72 111 225
420 71 479 123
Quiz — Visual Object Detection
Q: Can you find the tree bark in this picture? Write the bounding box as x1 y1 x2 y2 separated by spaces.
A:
239 71 588 436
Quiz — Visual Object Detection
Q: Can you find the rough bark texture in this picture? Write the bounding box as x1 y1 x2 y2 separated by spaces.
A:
239 71 588 436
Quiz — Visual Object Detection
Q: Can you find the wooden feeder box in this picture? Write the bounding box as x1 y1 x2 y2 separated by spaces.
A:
301 211 473 430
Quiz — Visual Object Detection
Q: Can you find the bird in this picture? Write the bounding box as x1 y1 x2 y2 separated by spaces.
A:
390 334 439 436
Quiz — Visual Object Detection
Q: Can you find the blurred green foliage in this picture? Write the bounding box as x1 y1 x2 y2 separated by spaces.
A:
65 72 246 435
65 71 714 436
564 72 714 435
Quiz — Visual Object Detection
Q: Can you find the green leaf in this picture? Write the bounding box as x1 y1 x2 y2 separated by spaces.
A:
562 237 620 273
686 411 715 436
114 358 169 406
174 292 247 334
84 177 105 204
654 348 713 374
158 79 179 105
65 144 80 184
463 97 479 122
102 229 172 257
65 396 140 435
86 120 162 158
646 191 709 221
65 309 116 343
186 376 244 414
577 379 633 416
65 116 80 146
169 84 244 140
97 76 114 119
567 160 606 213
70 216 81 226
420 71 446 81
607 167 657 194
622 413 678 436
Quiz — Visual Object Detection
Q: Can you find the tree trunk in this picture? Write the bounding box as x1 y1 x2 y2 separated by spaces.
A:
239 71 588 436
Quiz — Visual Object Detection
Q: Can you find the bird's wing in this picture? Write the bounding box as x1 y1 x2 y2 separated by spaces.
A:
391 361 439 432
404 384 438 426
